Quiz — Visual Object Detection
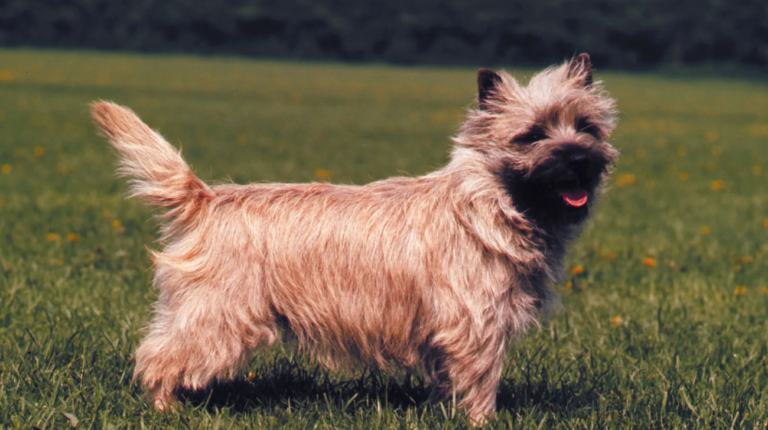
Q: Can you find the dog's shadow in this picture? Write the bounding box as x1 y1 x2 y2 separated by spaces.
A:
179 357 600 417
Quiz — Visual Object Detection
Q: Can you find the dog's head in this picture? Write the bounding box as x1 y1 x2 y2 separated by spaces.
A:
455 54 619 227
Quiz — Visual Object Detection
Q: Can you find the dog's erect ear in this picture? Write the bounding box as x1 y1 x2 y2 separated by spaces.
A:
568 53 593 87
477 69 502 110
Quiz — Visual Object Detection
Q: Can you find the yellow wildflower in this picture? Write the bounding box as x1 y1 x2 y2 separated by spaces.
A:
741 256 753 264
616 173 636 188
1 164 11 174
608 252 618 259
676 146 687 156
112 220 125 233
67 233 82 242
699 226 711 234
642 258 656 267
678 172 689 181
750 124 768 136
314 168 333 180
47 233 60 242
34 146 44 157
0 69 15 82
734 286 747 297
566 281 573 288
571 265 584 275
710 180 725 191
707 132 720 143
761 287 768 295
610 316 623 328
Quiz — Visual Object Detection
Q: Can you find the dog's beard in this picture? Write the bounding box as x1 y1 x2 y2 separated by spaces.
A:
501 143 610 228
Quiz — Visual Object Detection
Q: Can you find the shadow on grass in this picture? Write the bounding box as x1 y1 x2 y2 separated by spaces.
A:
179 356 600 416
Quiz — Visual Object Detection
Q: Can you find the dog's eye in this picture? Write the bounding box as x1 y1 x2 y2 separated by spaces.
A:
576 117 602 140
512 127 547 145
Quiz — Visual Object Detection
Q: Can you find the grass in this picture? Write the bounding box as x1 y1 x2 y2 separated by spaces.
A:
1 48 768 429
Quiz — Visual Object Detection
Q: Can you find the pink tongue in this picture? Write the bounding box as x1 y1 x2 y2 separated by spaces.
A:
561 190 588 207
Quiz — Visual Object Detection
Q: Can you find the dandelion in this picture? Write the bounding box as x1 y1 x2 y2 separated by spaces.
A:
67 233 82 242
762 287 768 295
608 252 618 259
34 146 44 157
314 168 333 180
610 316 623 328
733 265 741 272
47 233 60 241
112 220 125 234
734 286 747 297
750 124 768 137
676 146 687 156
764 219 768 228
699 226 711 234
236 136 247 146
710 180 725 191
0 69 15 82
707 131 720 143
566 281 573 288
1 164 11 174
248 372 257 380
678 172 689 181
752 166 761 176
643 258 656 267
571 265 584 275
741 256 753 264
616 173 636 188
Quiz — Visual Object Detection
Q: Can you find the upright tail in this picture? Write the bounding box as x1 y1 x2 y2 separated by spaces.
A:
90 101 213 222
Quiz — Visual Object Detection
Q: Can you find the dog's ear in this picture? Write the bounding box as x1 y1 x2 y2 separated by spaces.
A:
568 53 593 87
477 69 502 110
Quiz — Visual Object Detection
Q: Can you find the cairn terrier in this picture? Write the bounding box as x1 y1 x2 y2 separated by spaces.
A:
91 54 617 424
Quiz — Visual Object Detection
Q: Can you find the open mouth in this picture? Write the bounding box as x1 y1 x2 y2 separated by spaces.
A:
560 190 588 207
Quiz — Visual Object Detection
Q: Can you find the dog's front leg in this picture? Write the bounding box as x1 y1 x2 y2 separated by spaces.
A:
432 319 507 426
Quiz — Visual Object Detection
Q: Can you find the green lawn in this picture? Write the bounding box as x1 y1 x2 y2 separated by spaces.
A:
1 49 768 429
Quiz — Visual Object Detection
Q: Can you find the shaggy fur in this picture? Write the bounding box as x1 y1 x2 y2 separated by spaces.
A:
91 54 618 425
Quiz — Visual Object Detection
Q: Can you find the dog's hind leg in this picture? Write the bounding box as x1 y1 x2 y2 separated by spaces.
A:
133 274 278 410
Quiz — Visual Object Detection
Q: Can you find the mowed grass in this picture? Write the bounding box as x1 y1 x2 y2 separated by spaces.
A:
1 49 768 429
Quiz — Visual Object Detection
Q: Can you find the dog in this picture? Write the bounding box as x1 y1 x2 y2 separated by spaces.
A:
91 53 617 425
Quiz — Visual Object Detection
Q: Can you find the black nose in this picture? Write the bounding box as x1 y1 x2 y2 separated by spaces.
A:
568 153 591 175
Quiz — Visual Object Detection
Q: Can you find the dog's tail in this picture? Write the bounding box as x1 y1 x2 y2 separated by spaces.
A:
90 101 213 220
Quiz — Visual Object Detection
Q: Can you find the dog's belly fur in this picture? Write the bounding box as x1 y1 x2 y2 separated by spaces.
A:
152 176 548 376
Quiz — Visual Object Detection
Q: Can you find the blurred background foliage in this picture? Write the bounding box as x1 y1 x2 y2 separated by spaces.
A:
0 0 765 69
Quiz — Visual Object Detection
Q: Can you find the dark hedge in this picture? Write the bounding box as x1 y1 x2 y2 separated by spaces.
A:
0 0 766 68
